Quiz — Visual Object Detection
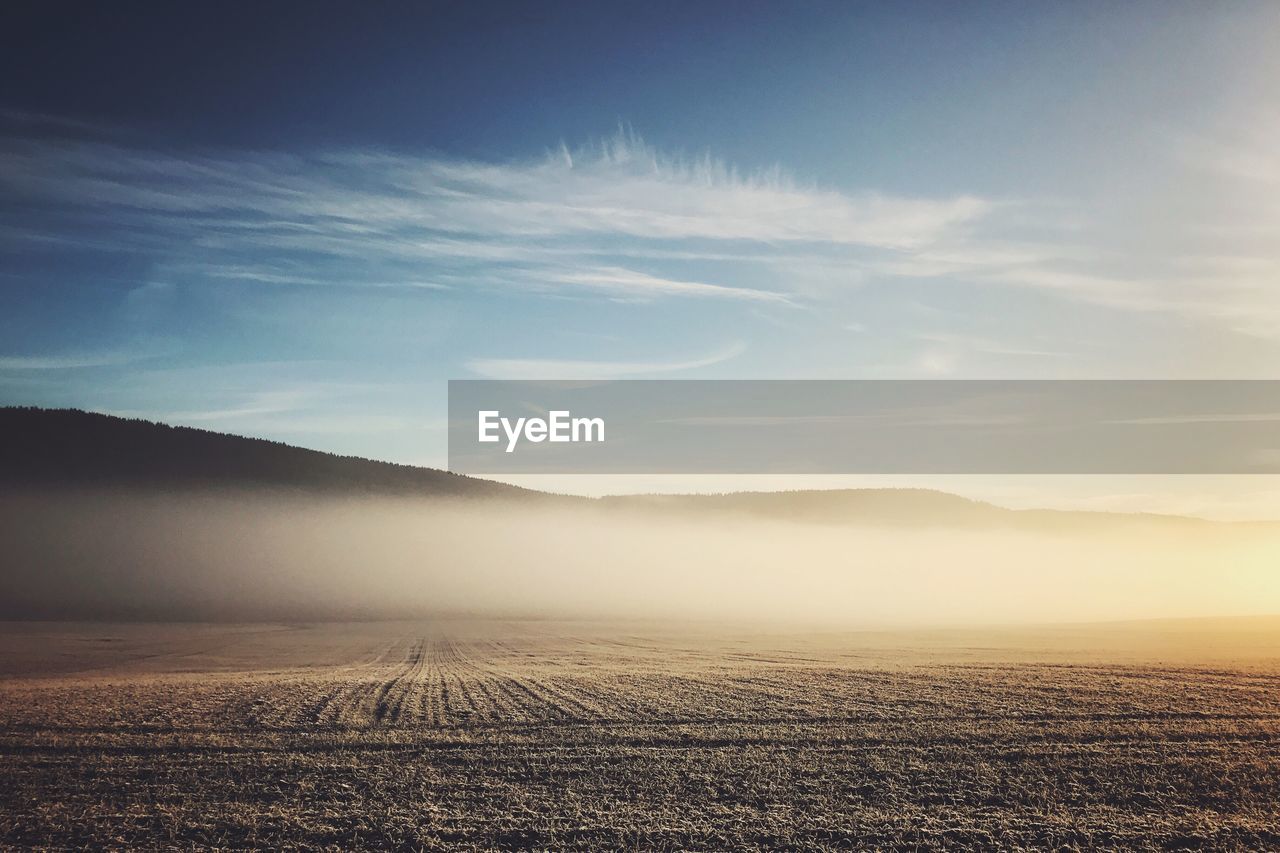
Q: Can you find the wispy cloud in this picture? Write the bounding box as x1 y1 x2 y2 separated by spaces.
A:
5 120 1279 347
548 267 790 303
466 341 747 380
1176 121 1280 186
137 389 318 423
914 332 1068 358
0 126 989 307
981 263 1280 340
0 351 148 370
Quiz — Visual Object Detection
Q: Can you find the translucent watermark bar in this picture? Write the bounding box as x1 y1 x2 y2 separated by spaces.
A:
447 380 1280 474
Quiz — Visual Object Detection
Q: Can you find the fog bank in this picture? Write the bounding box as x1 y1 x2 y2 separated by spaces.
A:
1 489 1276 626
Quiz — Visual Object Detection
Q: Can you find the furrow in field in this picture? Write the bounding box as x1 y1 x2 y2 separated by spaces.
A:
373 639 427 725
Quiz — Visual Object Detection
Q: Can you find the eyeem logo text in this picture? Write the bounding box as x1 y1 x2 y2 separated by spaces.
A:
478 410 605 453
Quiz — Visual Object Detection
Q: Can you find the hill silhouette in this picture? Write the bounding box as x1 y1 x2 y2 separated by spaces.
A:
0 407 531 499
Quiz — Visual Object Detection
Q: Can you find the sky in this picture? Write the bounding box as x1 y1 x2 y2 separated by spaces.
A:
3 1 1280 515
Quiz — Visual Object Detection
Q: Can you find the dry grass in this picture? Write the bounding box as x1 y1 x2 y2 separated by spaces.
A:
2 619 1280 850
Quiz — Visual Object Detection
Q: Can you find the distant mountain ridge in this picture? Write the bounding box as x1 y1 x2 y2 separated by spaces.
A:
598 489 1223 531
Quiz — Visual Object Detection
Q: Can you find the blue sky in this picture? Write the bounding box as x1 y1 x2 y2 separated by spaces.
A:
3 0 1280 485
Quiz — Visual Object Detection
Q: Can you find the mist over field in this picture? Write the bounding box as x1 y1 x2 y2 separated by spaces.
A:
2 487 1276 625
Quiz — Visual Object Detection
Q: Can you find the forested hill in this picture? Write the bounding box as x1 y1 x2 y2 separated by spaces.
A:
0 407 532 499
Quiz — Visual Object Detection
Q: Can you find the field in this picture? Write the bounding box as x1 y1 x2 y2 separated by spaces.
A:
2 619 1280 850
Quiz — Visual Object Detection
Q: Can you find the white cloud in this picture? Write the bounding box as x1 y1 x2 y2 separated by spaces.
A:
141 389 317 423
0 351 145 369
914 332 1067 358
548 267 791 303
0 128 990 306
5 121 1279 347
1177 123 1280 185
466 341 747 380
